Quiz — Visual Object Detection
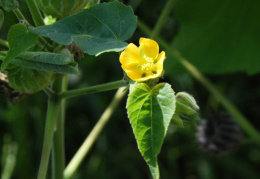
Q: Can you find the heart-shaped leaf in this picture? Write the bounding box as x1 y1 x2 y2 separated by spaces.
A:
29 1 137 56
1 24 38 71
127 83 176 179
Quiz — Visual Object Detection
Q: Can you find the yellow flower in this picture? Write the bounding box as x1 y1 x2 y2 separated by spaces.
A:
119 38 165 82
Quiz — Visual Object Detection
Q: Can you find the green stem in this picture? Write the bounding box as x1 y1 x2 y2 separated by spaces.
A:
13 9 26 21
44 87 56 98
25 0 45 26
38 99 61 179
137 20 260 141
64 87 127 179
150 0 175 39
37 75 63 179
51 75 65 179
59 80 126 99
0 39 9 48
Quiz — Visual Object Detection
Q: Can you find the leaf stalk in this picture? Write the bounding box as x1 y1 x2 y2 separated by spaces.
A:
59 80 126 99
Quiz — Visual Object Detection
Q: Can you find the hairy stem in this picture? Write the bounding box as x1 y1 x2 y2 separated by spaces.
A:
137 20 260 141
25 0 45 26
64 87 127 179
59 80 126 99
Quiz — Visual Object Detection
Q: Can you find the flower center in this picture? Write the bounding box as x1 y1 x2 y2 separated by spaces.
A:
140 56 157 77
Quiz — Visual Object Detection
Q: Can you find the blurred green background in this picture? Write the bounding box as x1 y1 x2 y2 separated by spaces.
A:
1 0 260 178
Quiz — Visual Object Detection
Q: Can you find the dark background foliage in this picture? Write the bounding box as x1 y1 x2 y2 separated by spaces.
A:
1 0 260 178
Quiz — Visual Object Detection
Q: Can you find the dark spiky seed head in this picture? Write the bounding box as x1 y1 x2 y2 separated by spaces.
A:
197 112 242 155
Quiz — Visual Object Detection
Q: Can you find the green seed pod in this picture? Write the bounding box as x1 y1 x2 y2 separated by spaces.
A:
36 0 89 19
7 65 54 94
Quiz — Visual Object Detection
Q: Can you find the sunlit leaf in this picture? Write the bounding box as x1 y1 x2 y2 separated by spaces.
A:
1 24 38 71
29 1 137 56
127 83 176 179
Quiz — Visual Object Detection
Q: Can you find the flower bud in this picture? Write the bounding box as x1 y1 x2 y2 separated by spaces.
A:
172 92 200 127
176 92 199 114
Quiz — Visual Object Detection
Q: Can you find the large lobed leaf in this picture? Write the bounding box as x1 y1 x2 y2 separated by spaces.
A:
167 0 260 75
29 1 137 56
127 83 176 179
1 24 38 71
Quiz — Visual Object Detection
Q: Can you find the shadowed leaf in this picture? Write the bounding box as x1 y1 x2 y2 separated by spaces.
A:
1 24 38 71
29 1 137 56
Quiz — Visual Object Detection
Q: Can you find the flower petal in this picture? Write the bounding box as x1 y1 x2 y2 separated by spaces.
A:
156 51 165 76
119 43 141 66
124 65 143 81
139 38 159 59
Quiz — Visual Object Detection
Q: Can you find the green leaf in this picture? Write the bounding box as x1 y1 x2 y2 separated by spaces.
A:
29 1 137 56
18 51 73 65
7 65 54 93
1 24 38 71
2 51 73 65
127 83 176 179
167 0 260 75
10 58 79 74
0 9 3 29
1 51 79 74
